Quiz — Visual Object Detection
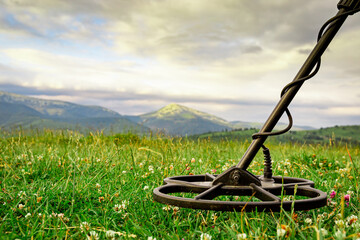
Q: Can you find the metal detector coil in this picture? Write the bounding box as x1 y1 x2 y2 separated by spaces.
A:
153 1 360 212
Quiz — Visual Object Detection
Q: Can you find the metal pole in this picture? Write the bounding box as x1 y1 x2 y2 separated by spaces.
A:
237 8 349 170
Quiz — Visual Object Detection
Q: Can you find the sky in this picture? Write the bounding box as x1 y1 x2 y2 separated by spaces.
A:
0 0 359 128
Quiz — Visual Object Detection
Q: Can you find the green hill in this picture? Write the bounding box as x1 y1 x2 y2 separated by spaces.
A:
193 125 360 145
138 103 232 135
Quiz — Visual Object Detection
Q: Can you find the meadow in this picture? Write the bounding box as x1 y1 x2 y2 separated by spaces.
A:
0 130 359 239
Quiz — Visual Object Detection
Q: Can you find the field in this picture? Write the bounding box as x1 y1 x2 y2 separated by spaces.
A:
0 130 359 239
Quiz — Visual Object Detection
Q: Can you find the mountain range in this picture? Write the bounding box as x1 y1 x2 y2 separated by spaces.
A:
0 91 314 135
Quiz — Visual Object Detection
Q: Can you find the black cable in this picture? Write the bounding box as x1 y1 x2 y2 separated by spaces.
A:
252 7 360 142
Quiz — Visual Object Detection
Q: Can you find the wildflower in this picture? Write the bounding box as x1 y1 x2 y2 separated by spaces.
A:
169 165 174 170
162 205 171 211
128 234 137 238
330 190 336 199
172 206 180 215
80 221 91 232
57 213 64 218
143 186 149 190
347 215 358 226
18 204 25 210
305 218 312 225
106 230 116 239
334 230 345 239
122 171 127 174
114 204 122 213
211 213 218 222
191 158 196 163
148 237 157 240
344 194 350 202
277 225 290 238
96 159 101 162
95 183 101 189
320 228 328 236
148 165 154 173
200 233 212 240
87 231 99 240
211 169 217 174
18 191 26 198
25 213 31 219
335 219 345 228
277 228 286 238
114 200 128 213
237 233 247 239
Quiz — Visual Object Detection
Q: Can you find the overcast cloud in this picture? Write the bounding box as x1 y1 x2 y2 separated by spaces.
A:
0 0 359 128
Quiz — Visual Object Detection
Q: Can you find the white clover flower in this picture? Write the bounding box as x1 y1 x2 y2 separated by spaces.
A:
277 228 286 238
143 186 149 190
106 230 116 239
87 231 99 240
80 221 91 232
334 230 345 239
114 200 128 213
346 215 358 227
335 219 346 228
320 228 328 236
114 204 122 213
305 218 312 225
200 232 212 240
162 205 171 211
237 233 247 239
18 191 26 198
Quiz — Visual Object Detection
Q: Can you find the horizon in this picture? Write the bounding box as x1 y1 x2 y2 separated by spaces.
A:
0 0 359 128
1 89 356 130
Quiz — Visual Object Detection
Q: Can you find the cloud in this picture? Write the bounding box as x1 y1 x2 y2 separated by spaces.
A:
0 0 359 128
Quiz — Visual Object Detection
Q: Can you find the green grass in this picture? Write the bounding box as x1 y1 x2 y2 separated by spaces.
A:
0 130 359 239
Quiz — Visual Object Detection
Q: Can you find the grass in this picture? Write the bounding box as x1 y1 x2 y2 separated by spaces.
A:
0 130 359 239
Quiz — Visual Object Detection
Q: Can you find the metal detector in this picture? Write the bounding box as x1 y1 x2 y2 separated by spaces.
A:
153 0 360 212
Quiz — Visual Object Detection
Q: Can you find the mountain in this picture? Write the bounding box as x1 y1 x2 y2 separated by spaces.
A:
0 91 147 134
0 91 120 119
0 91 315 136
138 103 232 135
